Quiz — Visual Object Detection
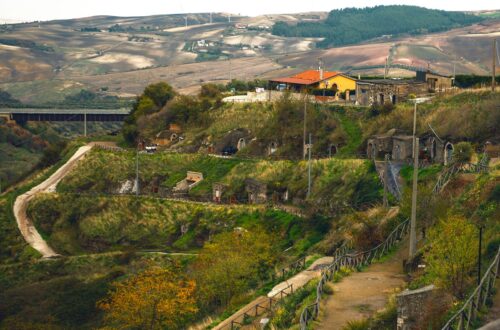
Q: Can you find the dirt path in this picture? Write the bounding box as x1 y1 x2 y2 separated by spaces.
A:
212 256 333 330
316 246 407 330
13 145 93 258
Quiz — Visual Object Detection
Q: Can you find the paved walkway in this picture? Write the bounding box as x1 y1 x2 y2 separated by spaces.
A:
316 245 407 330
212 256 333 330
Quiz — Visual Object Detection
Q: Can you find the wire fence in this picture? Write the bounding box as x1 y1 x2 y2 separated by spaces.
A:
299 218 410 330
433 158 490 194
441 246 500 330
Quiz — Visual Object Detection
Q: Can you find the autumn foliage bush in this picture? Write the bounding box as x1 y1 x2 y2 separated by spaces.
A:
98 266 197 330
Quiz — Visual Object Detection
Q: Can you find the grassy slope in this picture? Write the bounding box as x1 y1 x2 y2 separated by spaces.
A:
362 91 500 143
0 140 86 264
0 251 184 329
28 195 272 253
58 148 380 203
0 142 42 187
57 150 244 196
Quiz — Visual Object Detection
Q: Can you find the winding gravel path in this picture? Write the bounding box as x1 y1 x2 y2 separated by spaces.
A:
13 145 92 258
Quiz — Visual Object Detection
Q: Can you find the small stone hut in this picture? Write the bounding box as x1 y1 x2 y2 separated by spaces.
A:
214 128 252 155
154 124 182 146
416 70 453 92
366 129 402 159
212 182 227 203
392 135 414 161
245 179 267 204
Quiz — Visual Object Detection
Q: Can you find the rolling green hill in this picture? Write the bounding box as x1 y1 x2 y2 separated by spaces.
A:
272 5 483 48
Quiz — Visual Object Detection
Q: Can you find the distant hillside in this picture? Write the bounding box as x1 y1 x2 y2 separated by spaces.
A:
272 5 483 48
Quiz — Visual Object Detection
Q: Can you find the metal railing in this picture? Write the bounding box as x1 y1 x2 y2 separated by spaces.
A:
434 157 490 194
433 163 460 194
217 284 294 330
277 256 307 281
441 246 500 330
299 218 410 330
459 162 489 174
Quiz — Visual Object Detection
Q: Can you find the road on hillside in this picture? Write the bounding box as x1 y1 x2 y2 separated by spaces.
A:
13 145 93 258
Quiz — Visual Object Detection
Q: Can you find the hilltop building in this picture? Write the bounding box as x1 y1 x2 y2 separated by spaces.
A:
269 69 357 100
355 79 427 106
416 70 453 92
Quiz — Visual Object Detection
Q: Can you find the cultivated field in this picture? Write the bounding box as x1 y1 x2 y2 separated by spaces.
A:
0 12 498 102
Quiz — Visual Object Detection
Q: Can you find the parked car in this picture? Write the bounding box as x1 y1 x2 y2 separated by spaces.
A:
222 145 237 156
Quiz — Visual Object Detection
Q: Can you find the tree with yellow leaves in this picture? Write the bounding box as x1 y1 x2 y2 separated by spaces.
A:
192 229 277 311
98 266 197 330
425 215 478 298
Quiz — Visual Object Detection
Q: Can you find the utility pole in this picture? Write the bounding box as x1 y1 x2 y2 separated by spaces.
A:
384 57 388 79
184 16 188 28
307 133 312 198
229 58 232 81
493 38 497 92
383 154 389 208
478 226 483 285
303 96 307 159
84 109 87 137
409 100 419 259
209 12 212 24
135 146 139 197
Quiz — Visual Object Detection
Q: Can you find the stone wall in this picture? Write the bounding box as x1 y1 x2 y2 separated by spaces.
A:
397 284 451 329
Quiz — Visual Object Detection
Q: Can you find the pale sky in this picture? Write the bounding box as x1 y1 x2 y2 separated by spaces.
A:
1 0 498 22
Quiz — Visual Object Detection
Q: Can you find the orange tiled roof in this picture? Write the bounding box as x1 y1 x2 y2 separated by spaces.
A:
270 70 341 85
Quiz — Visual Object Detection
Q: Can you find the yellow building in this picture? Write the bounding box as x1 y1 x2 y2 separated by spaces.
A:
269 70 357 99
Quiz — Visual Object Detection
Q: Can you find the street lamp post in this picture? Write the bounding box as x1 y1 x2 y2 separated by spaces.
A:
307 133 312 198
409 100 419 259
135 144 140 197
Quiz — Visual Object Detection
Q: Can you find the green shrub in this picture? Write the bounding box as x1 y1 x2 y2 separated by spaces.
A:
453 142 473 163
343 318 370 330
